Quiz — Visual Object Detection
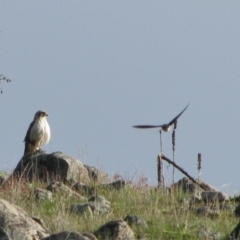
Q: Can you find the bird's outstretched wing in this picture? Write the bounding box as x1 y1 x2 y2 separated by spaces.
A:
133 125 163 129
167 103 189 126
132 103 189 129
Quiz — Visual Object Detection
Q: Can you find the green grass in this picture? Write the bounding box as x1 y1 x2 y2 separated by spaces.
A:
0 176 238 239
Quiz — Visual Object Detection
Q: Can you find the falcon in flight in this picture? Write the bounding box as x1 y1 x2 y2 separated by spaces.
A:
23 110 51 157
133 104 189 132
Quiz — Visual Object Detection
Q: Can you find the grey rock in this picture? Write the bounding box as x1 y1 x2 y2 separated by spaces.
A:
69 203 93 216
229 221 240 239
196 206 220 217
197 180 219 192
219 203 235 211
72 182 95 196
94 220 135 240
124 215 147 227
72 180 125 197
70 195 111 216
180 197 190 206
201 191 229 202
88 195 110 205
0 175 8 186
174 177 200 193
88 195 111 214
0 198 50 239
173 177 218 194
198 229 221 239
234 204 240 216
189 195 202 206
0 227 10 240
34 188 52 201
46 181 86 200
231 195 240 203
43 231 97 240
180 195 202 209
84 165 111 184
99 180 126 190
12 152 90 184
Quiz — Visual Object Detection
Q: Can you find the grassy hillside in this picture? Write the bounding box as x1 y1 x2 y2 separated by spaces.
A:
0 175 238 239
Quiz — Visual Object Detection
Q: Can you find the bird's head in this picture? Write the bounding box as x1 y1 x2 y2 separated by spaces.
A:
34 110 48 120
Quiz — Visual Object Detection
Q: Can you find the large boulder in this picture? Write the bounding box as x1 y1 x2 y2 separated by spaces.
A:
0 198 50 239
12 152 91 184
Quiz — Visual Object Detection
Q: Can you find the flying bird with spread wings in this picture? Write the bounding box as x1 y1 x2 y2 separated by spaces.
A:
23 110 51 157
133 104 189 132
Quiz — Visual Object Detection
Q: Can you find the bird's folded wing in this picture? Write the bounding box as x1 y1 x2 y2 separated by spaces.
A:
23 121 35 142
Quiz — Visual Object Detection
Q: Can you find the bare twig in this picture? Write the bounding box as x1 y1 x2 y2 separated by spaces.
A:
157 130 164 187
197 153 202 173
197 153 202 194
0 74 11 94
157 154 164 187
171 121 177 184
159 130 162 153
159 153 208 191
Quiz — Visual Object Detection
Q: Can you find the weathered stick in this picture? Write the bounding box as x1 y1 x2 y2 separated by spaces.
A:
157 155 164 187
159 153 208 191
157 130 164 187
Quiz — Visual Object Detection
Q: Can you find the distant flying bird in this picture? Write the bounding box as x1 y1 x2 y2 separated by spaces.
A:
133 104 189 132
23 110 51 157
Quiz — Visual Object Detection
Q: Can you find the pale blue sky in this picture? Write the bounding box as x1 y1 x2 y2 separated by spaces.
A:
1 1 240 195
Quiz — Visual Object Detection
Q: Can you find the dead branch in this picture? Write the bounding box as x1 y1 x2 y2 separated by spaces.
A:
0 74 11 94
159 153 208 191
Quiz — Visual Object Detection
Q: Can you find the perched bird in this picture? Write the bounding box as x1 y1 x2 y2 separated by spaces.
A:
23 110 51 157
133 104 189 132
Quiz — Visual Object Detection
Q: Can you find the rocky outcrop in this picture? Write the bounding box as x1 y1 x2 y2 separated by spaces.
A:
12 152 91 184
0 198 50 239
11 152 114 187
